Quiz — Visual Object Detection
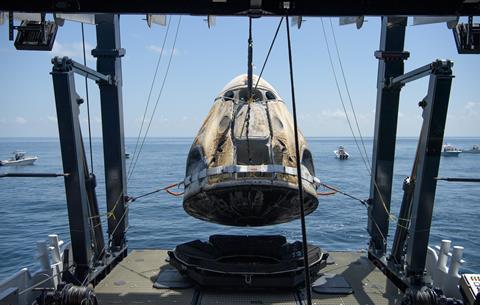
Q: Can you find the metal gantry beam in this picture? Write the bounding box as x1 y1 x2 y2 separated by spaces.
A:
51 58 95 281
93 14 128 251
1 0 480 16
405 60 454 280
368 16 408 256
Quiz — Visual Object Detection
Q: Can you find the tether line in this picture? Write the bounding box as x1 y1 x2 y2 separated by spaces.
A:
285 15 313 305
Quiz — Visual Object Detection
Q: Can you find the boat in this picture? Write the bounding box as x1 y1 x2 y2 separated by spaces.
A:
441 144 462 157
0 151 38 166
183 74 319 227
334 145 349 160
463 144 480 154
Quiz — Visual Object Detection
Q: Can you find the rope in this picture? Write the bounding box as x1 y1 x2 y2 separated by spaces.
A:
130 182 184 201
89 182 183 220
318 183 367 206
320 18 370 174
320 18 407 236
18 265 75 295
127 16 172 178
128 16 182 180
285 15 313 305
329 18 371 168
81 23 94 173
254 17 284 91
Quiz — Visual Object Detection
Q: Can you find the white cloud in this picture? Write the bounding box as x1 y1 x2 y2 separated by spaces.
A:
465 102 480 110
47 116 57 123
146 45 179 56
319 109 347 119
135 116 150 124
15 117 27 124
51 41 95 62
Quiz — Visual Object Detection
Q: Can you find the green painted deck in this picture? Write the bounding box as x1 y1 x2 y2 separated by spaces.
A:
94 250 403 304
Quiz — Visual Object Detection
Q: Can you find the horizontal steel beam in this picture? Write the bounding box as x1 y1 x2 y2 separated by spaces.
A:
51 56 112 84
1 0 480 16
0 172 68 178
435 177 480 182
389 60 453 88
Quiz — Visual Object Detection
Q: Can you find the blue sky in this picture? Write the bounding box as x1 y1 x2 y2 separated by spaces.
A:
0 15 479 137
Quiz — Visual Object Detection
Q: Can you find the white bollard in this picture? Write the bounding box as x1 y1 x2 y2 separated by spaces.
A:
48 234 63 264
434 239 451 289
443 246 464 298
36 241 50 271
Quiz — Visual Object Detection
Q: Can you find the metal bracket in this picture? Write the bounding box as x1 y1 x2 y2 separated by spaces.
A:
51 56 112 84
91 48 126 57
374 50 410 61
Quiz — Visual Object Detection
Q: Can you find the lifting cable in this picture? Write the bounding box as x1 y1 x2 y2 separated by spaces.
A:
81 23 94 173
254 17 284 90
128 16 182 180
320 18 370 174
128 16 172 177
285 16 313 305
328 18 371 168
320 18 407 235
245 17 253 164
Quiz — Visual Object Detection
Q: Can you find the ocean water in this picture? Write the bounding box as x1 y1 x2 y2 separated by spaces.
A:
0 137 479 280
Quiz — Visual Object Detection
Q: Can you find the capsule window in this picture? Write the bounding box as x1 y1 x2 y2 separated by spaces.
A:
301 149 315 176
223 90 234 101
265 91 276 100
238 88 263 102
186 146 206 177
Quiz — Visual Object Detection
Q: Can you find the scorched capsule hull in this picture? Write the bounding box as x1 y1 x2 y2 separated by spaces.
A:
183 75 319 226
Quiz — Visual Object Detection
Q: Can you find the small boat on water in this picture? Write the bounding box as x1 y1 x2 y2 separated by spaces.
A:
441 144 462 157
0 151 38 166
334 146 349 160
463 144 480 154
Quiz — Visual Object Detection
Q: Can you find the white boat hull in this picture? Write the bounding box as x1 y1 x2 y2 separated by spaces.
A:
334 150 349 160
441 151 460 157
0 157 38 166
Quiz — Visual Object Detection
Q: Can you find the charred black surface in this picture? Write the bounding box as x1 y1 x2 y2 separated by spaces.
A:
168 235 328 289
184 184 318 226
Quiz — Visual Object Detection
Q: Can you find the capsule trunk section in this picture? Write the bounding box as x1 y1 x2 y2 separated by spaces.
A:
184 74 318 226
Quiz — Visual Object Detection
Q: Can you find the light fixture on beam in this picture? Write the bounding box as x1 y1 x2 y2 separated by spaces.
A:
452 16 480 54
9 12 58 51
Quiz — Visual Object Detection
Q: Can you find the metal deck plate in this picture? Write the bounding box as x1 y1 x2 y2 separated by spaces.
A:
199 291 298 305
94 250 403 305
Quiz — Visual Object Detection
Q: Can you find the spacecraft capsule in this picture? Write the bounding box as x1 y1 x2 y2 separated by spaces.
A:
183 74 319 226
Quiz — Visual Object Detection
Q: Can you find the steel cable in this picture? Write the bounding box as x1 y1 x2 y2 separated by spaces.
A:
285 15 313 305
128 16 182 180
128 17 172 177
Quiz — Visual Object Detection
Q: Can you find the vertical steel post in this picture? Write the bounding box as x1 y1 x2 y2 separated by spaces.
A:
51 58 93 280
368 16 409 255
92 14 127 251
406 61 453 279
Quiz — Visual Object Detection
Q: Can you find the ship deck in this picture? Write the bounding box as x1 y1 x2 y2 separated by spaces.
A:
94 249 403 304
